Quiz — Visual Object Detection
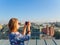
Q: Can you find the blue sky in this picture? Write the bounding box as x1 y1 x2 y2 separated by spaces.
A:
0 0 60 24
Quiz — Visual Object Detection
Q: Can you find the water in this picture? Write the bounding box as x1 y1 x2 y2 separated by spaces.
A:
0 39 60 45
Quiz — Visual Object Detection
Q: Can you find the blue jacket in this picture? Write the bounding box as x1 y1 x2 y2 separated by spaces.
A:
9 32 30 45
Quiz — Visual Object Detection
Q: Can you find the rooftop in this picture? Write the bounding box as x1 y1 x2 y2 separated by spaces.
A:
0 39 60 45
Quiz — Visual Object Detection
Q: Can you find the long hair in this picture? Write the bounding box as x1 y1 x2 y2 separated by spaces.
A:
8 18 18 32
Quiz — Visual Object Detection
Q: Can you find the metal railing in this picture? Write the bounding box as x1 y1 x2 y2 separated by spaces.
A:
30 32 58 45
0 31 58 45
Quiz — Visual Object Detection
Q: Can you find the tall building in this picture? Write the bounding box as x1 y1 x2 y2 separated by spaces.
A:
0 24 2 30
49 25 54 36
42 25 54 37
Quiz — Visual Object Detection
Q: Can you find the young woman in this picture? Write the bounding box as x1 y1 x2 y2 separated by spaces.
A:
8 18 31 45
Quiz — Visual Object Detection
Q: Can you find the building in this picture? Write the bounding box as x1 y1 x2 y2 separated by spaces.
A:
42 25 54 37
0 24 2 30
49 25 54 36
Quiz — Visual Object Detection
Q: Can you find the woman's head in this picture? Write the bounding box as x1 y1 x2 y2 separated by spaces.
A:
8 18 20 32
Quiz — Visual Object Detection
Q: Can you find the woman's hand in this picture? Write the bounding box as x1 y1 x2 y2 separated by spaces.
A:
27 22 31 27
22 21 31 35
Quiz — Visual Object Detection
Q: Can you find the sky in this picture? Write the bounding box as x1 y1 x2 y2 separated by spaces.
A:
0 0 60 24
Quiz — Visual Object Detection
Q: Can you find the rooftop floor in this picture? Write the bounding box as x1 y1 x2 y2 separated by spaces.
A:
0 39 60 45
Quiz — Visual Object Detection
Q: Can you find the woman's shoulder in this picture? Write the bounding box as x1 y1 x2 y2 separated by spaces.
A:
9 32 24 37
9 32 20 36
10 32 19 34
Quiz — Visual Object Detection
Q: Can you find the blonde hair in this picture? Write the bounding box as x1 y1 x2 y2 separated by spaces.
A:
8 18 18 32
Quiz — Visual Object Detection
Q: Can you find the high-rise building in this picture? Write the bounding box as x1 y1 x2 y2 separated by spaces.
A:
42 25 54 37
0 24 2 30
49 25 54 36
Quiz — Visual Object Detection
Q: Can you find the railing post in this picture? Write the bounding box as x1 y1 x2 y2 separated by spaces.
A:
44 39 47 45
36 37 37 45
52 39 57 45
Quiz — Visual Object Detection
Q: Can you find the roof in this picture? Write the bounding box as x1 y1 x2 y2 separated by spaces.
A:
0 39 60 45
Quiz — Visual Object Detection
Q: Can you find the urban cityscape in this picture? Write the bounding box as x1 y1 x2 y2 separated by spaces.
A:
0 22 60 45
0 0 60 45
0 22 60 39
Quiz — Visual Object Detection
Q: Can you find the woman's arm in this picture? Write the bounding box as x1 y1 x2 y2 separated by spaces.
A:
27 22 31 35
22 24 27 35
22 22 31 41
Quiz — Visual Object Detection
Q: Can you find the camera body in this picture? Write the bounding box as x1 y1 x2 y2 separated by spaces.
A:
25 21 28 25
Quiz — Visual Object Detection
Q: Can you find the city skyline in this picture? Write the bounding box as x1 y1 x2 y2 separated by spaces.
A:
0 0 60 24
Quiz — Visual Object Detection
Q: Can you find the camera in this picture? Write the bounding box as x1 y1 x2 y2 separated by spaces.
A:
25 21 28 25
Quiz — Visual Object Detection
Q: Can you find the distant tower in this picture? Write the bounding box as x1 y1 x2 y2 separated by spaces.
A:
0 24 2 30
49 25 54 37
